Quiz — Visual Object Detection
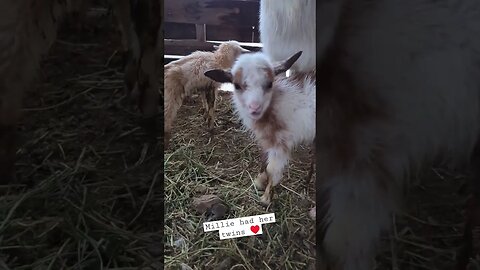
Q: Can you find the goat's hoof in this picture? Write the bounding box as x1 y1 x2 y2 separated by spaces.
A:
308 206 316 220
254 172 268 190
259 194 271 207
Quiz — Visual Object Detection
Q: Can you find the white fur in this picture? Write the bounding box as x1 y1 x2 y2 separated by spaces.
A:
259 0 316 73
317 0 480 268
231 53 274 120
230 52 315 200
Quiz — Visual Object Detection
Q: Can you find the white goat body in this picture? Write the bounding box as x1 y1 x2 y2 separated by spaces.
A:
259 0 316 73
205 51 315 205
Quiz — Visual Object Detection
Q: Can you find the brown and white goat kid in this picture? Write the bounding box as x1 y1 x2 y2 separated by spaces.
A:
204 51 315 206
259 0 315 73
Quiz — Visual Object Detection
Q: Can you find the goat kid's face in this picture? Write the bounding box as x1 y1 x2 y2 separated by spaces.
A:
233 67 274 119
204 51 303 120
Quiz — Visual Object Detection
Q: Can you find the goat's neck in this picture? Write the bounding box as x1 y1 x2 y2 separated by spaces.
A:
214 53 236 69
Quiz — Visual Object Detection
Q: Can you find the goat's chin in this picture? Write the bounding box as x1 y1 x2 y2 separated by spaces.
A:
248 110 266 120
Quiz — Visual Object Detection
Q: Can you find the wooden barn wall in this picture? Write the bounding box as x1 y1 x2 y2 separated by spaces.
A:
164 0 261 57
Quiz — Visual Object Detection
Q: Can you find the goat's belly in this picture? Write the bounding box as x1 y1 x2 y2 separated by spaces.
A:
262 35 316 73
259 0 315 73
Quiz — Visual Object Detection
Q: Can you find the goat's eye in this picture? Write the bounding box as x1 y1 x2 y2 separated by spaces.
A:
266 82 273 89
234 83 241 90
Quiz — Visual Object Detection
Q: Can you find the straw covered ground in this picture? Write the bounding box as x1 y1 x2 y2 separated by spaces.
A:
164 89 480 269
164 91 316 270
0 8 162 269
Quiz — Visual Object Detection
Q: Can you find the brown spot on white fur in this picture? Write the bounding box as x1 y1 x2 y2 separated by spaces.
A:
253 91 288 151
262 67 274 83
220 51 314 207
233 68 244 89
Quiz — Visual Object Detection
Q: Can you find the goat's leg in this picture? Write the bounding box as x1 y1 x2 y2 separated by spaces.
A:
120 0 160 131
457 144 480 270
199 90 208 120
201 94 207 119
307 144 316 220
254 152 268 190
111 0 131 55
134 0 160 119
205 86 216 136
112 0 138 103
137 45 160 132
306 155 315 185
259 147 290 206
308 206 316 220
123 49 139 107
0 89 22 183
319 165 396 269
164 80 184 150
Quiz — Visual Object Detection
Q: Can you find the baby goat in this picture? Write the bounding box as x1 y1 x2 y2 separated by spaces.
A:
204 51 315 206
164 41 249 149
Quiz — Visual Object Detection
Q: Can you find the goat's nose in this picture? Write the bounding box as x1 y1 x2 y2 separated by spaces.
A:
248 102 261 111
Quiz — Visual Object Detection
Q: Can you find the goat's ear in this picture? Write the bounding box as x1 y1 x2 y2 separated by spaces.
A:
204 69 233 83
274 51 303 75
240 47 250 53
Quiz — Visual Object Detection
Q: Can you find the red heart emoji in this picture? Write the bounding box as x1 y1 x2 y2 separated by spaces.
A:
250 225 260 234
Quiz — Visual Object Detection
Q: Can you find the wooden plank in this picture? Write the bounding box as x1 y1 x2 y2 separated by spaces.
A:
164 39 262 56
165 0 260 27
252 26 260 43
165 22 196 39
165 22 260 43
206 24 258 43
165 39 215 55
196 24 206 41
165 55 183 65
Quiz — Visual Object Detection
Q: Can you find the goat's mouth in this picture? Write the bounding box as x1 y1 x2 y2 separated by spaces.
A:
249 110 264 120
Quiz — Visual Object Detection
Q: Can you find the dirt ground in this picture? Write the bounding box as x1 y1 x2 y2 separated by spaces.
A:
0 8 162 270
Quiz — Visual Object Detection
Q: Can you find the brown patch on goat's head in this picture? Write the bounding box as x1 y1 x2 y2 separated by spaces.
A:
262 68 274 90
232 68 247 91
253 92 287 151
